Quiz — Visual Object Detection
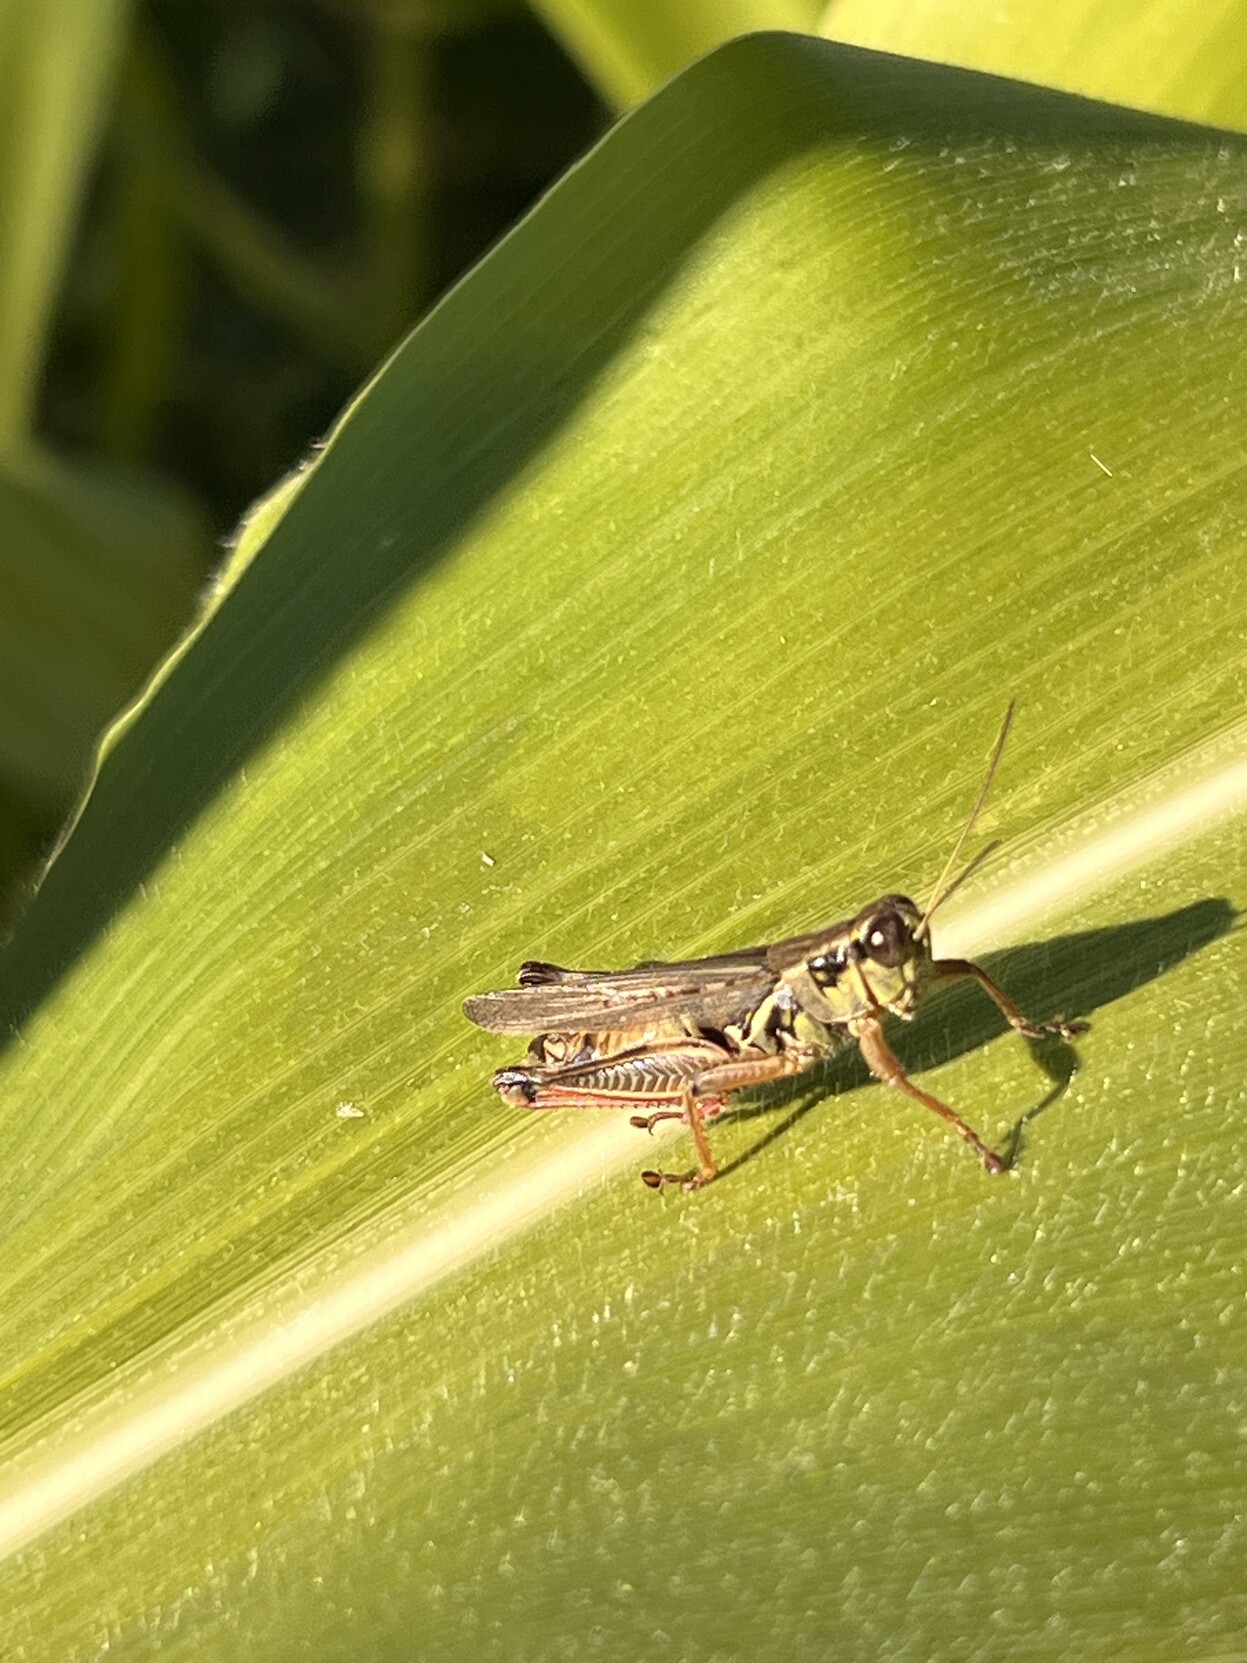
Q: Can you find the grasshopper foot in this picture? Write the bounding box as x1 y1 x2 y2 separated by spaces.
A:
640 1168 714 1193
1017 1017 1089 1042
629 1110 684 1136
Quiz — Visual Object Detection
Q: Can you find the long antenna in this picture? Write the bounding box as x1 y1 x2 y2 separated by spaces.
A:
914 701 1016 943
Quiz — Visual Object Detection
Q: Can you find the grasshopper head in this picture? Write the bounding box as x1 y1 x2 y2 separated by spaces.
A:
803 894 932 1021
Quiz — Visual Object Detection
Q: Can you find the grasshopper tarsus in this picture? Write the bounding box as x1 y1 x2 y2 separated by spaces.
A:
641 1168 688 1191
641 1167 713 1193
630 1110 685 1136
1012 1016 1088 1043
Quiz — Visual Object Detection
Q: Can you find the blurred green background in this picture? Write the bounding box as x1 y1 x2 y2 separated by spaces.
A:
43 4 606 528
2 0 611 919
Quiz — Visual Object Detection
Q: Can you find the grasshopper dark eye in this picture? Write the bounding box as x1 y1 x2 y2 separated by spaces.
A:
862 910 910 969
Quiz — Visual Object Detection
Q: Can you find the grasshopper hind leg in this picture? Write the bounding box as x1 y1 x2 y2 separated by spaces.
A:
493 1043 817 1194
490 1043 730 1191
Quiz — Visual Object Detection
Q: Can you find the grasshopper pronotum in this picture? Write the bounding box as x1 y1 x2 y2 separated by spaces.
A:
464 706 1087 1191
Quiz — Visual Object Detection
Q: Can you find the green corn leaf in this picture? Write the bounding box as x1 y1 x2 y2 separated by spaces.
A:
822 0 1247 130
2 35 1245 1660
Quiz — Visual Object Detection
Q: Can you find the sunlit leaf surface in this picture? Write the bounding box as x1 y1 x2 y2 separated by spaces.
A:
822 0 1247 130
1 36 1245 1661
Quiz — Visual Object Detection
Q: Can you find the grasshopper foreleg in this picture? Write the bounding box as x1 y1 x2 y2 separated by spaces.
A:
853 1016 1007 1174
931 959 1088 1041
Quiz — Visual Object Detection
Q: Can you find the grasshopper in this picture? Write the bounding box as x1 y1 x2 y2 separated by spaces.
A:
463 706 1087 1191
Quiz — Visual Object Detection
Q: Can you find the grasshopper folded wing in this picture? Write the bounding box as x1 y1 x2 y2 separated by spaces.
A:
463 948 774 1036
